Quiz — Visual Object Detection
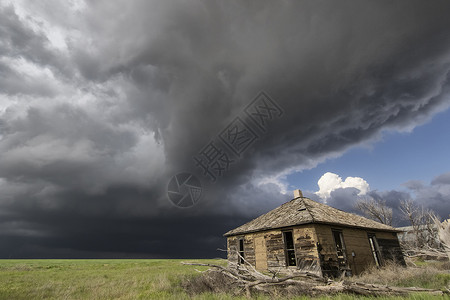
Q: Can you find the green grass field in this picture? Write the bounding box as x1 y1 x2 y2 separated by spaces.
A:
0 259 448 299
0 259 221 299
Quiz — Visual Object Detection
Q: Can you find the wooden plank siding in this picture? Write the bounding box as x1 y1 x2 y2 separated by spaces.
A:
226 235 256 266
227 226 321 272
254 234 268 270
243 235 256 266
375 231 406 265
227 237 239 266
315 224 379 275
227 224 404 275
314 224 404 275
264 230 286 269
293 225 321 274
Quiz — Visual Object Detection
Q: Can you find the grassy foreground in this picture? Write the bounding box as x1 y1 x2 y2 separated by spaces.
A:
0 259 448 299
0 259 219 300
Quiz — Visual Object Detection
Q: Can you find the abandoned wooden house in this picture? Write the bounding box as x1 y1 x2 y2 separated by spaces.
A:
224 190 405 277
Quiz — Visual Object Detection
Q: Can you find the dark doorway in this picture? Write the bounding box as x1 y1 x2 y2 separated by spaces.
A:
283 231 297 266
368 234 382 267
239 238 245 264
332 230 348 268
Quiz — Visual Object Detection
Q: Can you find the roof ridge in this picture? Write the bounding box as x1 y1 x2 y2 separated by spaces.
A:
301 198 316 223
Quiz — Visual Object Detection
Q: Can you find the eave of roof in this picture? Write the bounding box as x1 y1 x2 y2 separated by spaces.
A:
224 220 400 237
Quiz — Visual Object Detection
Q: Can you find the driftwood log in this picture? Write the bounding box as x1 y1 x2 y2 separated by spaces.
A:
403 245 449 262
182 262 446 297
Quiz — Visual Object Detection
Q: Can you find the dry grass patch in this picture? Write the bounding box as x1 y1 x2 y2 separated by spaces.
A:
182 261 450 298
182 269 240 296
350 261 450 290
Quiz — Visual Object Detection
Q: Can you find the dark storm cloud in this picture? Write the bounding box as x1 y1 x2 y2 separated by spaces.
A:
0 5 74 81
0 61 57 97
0 5 49 61
1 0 450 257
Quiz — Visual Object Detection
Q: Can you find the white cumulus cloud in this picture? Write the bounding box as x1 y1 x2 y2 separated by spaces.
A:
315 172 370 200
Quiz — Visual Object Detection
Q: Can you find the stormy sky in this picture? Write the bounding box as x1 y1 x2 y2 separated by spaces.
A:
1 0 450 258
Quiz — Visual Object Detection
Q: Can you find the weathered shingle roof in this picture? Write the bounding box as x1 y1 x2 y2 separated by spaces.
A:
224 197 399 236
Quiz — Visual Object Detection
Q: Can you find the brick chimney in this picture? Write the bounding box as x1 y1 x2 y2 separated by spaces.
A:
293 189 303 198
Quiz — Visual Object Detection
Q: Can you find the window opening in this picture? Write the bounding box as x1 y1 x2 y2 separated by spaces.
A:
283 231 297 266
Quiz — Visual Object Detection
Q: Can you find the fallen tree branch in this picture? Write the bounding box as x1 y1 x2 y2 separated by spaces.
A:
182 262 446 297
340 281 445 296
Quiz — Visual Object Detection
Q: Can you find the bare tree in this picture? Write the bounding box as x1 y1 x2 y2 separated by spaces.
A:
434 216 450 260
355 197 393 226
399 199 439 248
